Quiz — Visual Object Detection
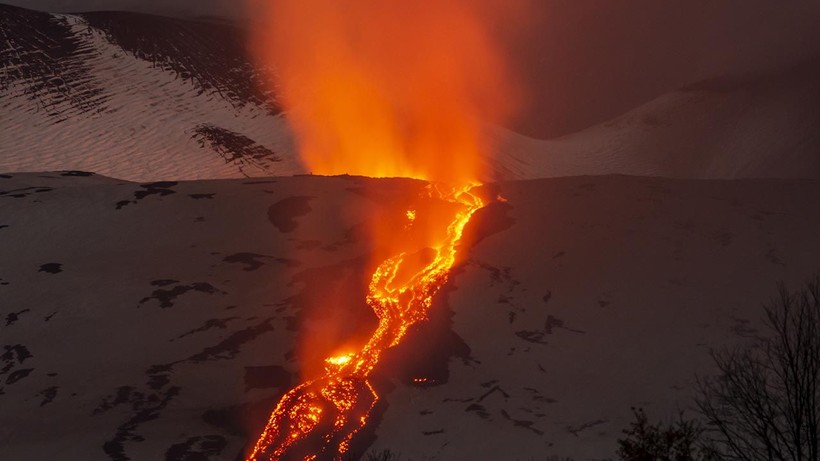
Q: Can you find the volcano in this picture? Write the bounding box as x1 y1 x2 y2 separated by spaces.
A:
2 3 820 461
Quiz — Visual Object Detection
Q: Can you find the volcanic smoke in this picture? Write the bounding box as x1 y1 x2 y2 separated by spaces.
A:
246 1 526 459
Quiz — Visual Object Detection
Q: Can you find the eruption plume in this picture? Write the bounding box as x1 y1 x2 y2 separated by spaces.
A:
245 1 527 459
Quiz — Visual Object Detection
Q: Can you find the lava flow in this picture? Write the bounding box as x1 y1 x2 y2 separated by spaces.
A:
246 185 484 461
245 0 526 458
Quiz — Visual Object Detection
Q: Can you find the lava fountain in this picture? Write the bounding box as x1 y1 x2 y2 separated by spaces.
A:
245 1 527 459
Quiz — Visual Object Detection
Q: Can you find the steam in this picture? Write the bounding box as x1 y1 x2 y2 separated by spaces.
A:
249 0 527 185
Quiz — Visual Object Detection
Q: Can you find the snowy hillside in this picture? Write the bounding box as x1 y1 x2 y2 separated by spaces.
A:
1 171 819 460
0 4 301 181
3 4 820 183
491 59 820 180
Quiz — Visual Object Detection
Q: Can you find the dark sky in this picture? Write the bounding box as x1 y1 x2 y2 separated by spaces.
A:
9 0 820 138
510 1 820 136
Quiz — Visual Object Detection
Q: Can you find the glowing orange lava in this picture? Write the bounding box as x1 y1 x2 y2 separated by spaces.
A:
246 186 484 461
245 0 527 458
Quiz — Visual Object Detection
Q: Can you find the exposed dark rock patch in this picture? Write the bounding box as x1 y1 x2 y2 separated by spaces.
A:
566 419 608 437
60 170 94 177
268 196 313 233
0 225 9 230
466 403 491 420
545 316 564 334
146 364 173 391
0 4 108 119
100 383 181 461
222 252 300 271
164 435 227 461
186 318 276 363
134 182 178 200
523 387 557 405
38 386 58 406
188 193 215 200
222 253 270 272
94 386 136 414
478 385 511 403
192 125 281 176
6 368 34 385
510 417 544 435
544 315 585 335
0 175 11 179
38 263 63 274
139 281 223 309
5 308 30 326
2 345 33 368
173 317 239 341
515 330 548 344
0 186 54 199
472 261 523 324
97 358 227 460
117 182 178 208
450 380 554 435
542 290 552 303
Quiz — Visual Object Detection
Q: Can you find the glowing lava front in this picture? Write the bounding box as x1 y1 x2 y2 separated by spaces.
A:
246 185 484 461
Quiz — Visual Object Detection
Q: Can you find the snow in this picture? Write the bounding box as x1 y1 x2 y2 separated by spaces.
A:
1 7 301 182
3 8 819 184
1 172 819 459
489 63 820 181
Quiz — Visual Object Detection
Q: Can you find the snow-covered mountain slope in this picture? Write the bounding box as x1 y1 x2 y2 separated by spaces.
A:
3 3 820 183
1 171 819 460
0 4 301 181
491 59 820 180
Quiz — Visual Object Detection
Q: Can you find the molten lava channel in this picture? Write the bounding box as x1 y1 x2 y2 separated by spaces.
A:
243 0 527 456
245 184 485 461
